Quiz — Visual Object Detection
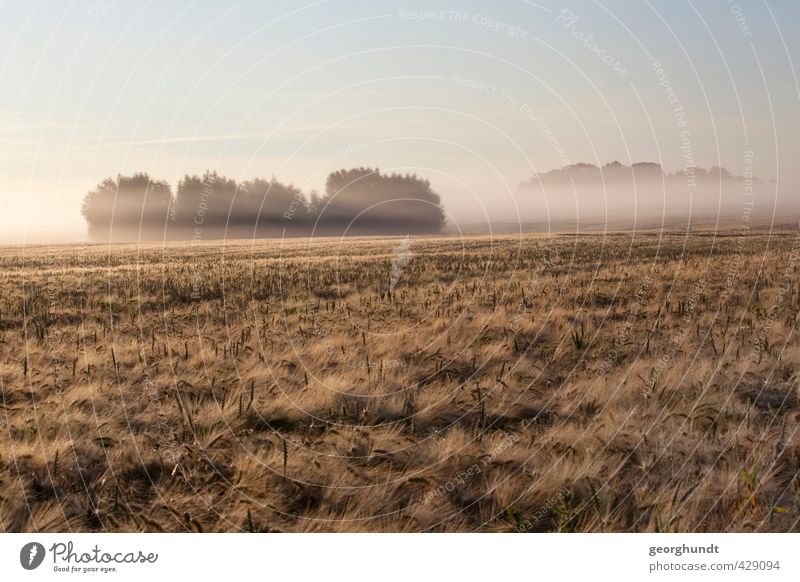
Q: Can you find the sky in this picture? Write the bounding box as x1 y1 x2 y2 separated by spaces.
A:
0 0 798 241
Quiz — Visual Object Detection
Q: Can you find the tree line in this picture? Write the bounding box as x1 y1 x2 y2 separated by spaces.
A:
81 168 446 241
527 161 764 185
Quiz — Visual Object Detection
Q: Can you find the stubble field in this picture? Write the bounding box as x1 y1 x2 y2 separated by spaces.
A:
1 230 799 532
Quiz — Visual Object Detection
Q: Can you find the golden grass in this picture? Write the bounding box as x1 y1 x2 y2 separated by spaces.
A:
1 231 799 532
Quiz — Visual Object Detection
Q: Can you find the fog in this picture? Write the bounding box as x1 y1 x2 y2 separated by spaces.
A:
2 2 799 243
514 161 796 230
80 168 446 242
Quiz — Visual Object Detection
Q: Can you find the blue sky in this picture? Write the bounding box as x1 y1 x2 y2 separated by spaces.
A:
0 0 798 240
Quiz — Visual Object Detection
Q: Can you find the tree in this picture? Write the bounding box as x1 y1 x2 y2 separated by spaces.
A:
173 170 238 229
81 167 448 240
317 167 446 233
82 173 172 241
239 177 308 226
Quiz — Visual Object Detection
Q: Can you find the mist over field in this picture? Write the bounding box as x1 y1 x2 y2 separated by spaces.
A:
80 168 446 242
517 160 794 228
2 0 800 545
2 2 799 243
78 160 792 242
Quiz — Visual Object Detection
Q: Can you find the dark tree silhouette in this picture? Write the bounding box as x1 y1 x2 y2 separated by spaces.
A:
170 172 311 237
82 168 447 240
173 170 238 229
315 167 446 234
81 173 172 241
239 177 309 227
526 161 763 186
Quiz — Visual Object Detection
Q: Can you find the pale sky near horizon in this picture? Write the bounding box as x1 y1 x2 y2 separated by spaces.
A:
0 0 798 242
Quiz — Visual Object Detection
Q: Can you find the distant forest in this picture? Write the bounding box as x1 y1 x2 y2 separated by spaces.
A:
525 160 764 186
518 160 773 221
81 168 447 241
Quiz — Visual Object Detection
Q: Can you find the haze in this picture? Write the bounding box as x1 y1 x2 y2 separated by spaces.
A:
1 0 798 242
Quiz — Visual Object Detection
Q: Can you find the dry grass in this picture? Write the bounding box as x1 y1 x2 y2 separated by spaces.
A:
1 230 799 532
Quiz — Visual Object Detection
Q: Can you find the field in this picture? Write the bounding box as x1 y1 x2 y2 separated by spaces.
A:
1 230 799 532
